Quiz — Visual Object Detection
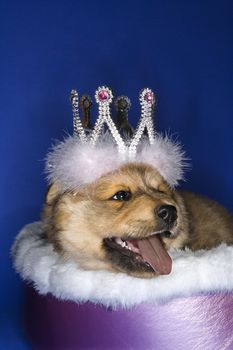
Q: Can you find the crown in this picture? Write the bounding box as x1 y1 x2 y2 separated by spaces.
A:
71 86 155 155
45 86 187 191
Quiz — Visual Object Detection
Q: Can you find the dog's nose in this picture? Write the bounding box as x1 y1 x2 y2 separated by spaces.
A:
157 205 177 225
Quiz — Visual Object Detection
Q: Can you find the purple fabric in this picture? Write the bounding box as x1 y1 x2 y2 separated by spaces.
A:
24 286 233 350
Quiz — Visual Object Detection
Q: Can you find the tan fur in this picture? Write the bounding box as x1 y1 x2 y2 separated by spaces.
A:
42 163 233 278
181 191 233 250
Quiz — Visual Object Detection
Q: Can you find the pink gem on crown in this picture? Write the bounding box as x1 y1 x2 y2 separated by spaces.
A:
144 91 154 104
98 89 110 102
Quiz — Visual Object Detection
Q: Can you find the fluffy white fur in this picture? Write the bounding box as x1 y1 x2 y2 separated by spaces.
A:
12 222 233 309
45 133 187 191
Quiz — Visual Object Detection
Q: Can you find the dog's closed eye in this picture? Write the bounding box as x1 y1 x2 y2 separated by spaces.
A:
110 191 132 201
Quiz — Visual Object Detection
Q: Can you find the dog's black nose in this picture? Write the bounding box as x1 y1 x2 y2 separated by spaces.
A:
157 205 177 225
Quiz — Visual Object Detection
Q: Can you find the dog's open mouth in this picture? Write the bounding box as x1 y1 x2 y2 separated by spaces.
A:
103 233 172 276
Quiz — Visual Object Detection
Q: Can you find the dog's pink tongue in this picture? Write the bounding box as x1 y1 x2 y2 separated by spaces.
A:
137 236 172 275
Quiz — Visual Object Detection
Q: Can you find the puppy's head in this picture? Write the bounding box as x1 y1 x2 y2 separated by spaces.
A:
43 163 188 278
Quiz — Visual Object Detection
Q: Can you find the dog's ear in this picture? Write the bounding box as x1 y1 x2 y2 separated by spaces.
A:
42 183 61 221
45 183 61 206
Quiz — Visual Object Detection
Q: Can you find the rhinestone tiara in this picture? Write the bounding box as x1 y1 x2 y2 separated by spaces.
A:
45 86 187 190
71 86 156 156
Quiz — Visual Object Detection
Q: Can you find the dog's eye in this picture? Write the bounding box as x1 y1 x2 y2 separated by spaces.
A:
111 191 132 201
157 189 165 194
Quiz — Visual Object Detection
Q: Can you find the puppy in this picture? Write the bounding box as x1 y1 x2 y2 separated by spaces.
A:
42 163 233 278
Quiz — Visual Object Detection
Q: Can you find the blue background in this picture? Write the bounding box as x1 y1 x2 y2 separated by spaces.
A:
1 0 233 348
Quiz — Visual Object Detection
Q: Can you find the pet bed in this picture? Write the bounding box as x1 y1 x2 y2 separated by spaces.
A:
13 221 233 350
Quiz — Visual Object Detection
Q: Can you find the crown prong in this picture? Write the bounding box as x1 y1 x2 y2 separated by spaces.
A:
91 86 126 153
80 94 92 129
114 96 131 113
129 88 156 155
70 89 87 142
114 96 134 138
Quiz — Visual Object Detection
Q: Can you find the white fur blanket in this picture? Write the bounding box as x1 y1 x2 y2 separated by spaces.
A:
12 222 233 309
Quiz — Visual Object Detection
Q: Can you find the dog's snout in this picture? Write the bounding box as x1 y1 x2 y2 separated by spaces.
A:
156 205 177 225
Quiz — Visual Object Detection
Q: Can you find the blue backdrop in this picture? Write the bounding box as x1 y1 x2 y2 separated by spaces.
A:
1 0 233 347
